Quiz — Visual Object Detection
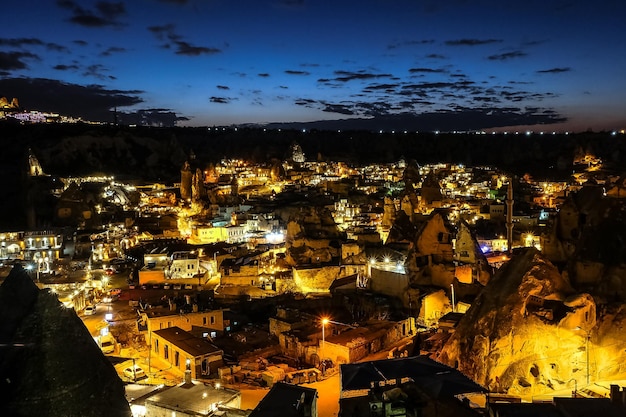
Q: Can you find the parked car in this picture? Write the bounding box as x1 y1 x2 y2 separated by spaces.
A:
84 305 96 315
100 334 116 354
102 294 118 303
123 364 147 380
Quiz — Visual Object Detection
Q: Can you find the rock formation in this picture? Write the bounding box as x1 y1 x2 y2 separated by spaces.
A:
436 248 626 397
0 266 131 416
0 96 19 109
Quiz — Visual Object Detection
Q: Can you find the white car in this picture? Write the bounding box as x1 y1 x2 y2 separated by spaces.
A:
123 364 147 380
84 305 96 315
100 334 116 354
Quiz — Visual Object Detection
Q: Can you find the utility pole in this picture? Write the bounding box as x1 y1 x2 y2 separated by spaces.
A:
506 181 514 254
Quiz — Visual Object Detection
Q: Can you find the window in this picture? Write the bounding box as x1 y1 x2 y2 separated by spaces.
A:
155 339 159 353
164 345 169 359
210 316 215 325
203 317 207 325
174 351 179 367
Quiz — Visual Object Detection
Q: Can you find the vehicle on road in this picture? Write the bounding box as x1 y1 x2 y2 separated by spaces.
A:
123 364 147 381
84 305 96 315
102 294 119 303
100 334 116 354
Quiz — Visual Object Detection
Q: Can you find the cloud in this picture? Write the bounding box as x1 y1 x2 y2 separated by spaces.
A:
285 70 310 76
321 103 354 115
73 40 88 46
100 46 127 56
536 67 571 74
0 51 39 71
445 38 502 46
116 108 186 127
210 96 233 104
325 70 392 82
147 24 221 56
157 0 188 4
0 38 68 53
0 77 143 121
173 41 220 56
273 107 567 131
257 73 270 77
53 64 80 71
57 1 127 28
387 39 435 49
83 64 115 80
488 50 527 60
408 67 446 74
426 54 446 59
216 85 230 90
147 24 177 40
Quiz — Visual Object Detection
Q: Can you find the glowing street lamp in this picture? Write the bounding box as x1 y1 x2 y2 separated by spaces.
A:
321 317 329 361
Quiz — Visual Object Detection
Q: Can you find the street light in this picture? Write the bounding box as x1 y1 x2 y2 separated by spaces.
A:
321 317 329 362
575 326 591 385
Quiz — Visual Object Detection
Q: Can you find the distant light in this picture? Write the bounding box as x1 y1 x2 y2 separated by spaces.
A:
435 130 440 134
379 130 383 134
302 129 306 133
105 313 113 321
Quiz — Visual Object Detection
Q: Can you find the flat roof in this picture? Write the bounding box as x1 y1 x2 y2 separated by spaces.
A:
153 326 222 357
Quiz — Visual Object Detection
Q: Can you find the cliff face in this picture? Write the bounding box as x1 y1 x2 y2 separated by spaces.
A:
437 248 626 397
0 266 131 417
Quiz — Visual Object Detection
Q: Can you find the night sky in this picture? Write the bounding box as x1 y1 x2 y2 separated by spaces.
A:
0 0 624 132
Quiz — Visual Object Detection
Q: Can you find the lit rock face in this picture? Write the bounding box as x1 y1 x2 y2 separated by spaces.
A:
437 248 616 397
0 266 131 417
284 206 342 266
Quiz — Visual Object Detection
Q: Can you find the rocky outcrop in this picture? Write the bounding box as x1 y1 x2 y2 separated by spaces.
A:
0 266 131 416
436 248 626 397
284 206 342 266
0 96 19 109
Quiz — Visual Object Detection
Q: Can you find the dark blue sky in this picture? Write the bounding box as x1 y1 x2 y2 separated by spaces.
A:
1 0 624 131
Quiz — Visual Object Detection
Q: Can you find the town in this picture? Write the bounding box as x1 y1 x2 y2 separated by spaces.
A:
2 125 626 417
